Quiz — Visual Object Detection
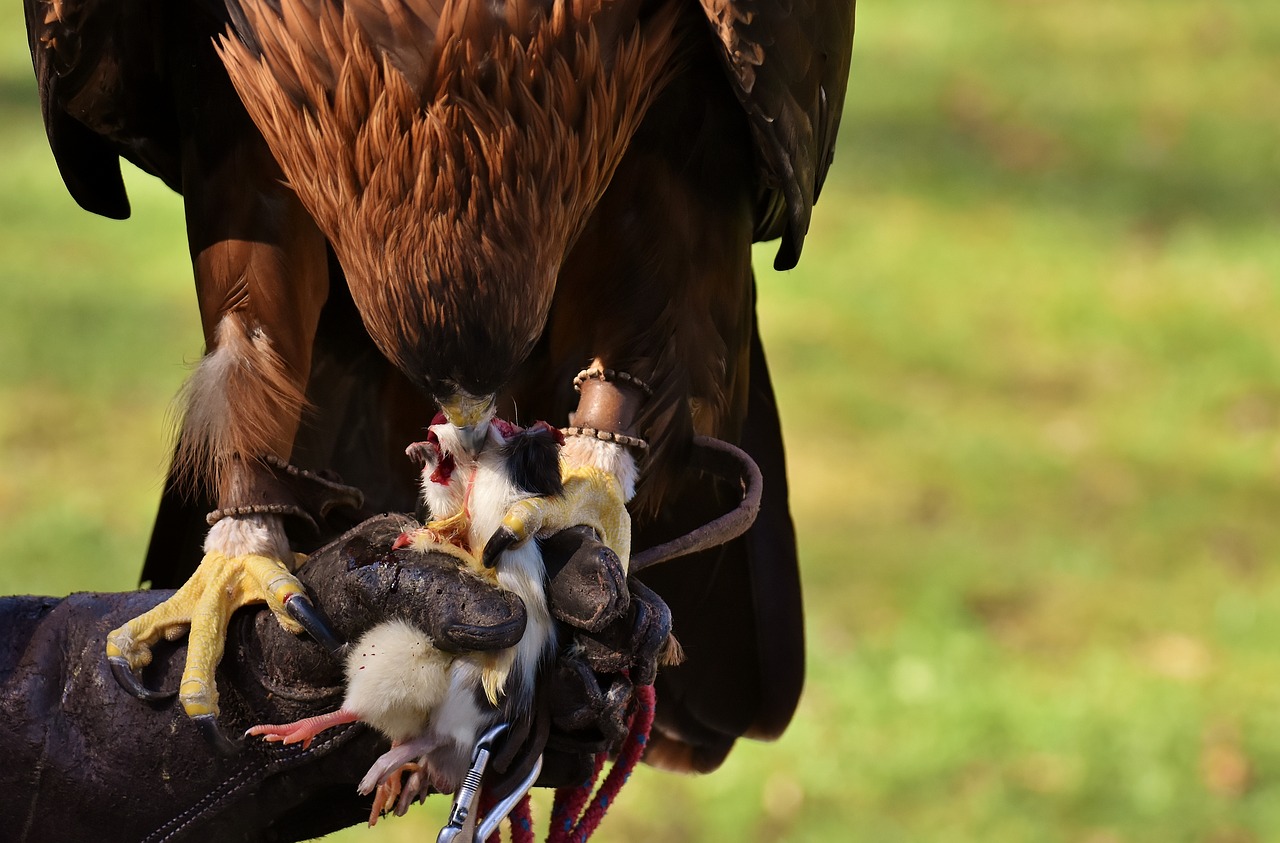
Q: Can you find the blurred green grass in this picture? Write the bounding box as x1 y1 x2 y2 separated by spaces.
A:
3 1 1280 840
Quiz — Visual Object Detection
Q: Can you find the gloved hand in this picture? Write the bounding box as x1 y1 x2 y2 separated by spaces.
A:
478 434 765 800
0 513 528 843
0 513 674 841
486 525 674 794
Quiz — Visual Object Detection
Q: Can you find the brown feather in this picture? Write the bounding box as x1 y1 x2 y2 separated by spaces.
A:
218 0 686 398
697 0 857 267
172 312 311 497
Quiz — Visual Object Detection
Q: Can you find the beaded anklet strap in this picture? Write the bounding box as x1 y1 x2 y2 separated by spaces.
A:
206 503 309 527
561 426 649 451
572 366 653 397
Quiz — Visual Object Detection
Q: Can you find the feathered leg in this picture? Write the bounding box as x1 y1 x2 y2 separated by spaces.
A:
106 86 336 729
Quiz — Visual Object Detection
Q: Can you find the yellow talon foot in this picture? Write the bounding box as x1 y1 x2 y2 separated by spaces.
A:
106 551 308 719
482 465 631 570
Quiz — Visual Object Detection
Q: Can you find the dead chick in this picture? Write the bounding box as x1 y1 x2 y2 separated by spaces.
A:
247 416 563 822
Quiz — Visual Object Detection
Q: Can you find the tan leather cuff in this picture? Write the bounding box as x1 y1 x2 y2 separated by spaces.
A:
569 377 647 438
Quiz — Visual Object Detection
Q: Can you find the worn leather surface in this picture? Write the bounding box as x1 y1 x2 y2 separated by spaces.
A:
568 377 646 438
472 524 674 799
0 514 525 842
0 514 671 841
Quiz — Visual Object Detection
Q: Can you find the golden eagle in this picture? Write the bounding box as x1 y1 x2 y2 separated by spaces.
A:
26 0 854 773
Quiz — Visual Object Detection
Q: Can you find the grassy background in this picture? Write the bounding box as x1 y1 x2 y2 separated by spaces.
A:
2 1 1279 840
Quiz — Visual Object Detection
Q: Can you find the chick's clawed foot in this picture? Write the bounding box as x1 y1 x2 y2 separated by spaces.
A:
107 551 311 722
482 465 631 569
360 734 457 826
368 761 439 825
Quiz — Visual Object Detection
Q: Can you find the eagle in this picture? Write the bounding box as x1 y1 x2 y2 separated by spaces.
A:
25 0 855 776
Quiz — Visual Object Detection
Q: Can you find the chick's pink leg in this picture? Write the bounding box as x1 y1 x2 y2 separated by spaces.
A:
246 708 358 749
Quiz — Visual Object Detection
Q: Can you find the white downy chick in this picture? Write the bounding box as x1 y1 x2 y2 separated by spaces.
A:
395 416 562 759
249 416 562 823
247 619 453 747
245 618 456 820
344 619 455 742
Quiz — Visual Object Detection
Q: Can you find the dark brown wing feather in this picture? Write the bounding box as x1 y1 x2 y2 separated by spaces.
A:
634 318 801 772
624 0 855 764
23 0 199 217
699 0 856 268
732 318 804 740
30 0 352 588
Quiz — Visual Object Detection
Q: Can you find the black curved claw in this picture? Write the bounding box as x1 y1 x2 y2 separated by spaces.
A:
482 526 520 568
108 655 176 702
194 713 244 757
285 594 346 657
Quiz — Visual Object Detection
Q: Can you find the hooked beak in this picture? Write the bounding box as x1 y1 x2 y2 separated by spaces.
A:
439 391 496 456
454 420 490 454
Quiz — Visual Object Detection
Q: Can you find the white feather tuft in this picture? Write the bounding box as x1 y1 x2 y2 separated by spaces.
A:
203 512 291 560
173 315 308 495
561 436 638 501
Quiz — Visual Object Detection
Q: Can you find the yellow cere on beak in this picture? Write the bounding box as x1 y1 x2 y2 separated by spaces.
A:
439 392 496 454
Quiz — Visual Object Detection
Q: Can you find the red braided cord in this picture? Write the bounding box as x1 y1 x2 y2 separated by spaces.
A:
548 751 607 843
547 684 657 843
567 685 655 842
509 794 535 843
474 792 532 843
